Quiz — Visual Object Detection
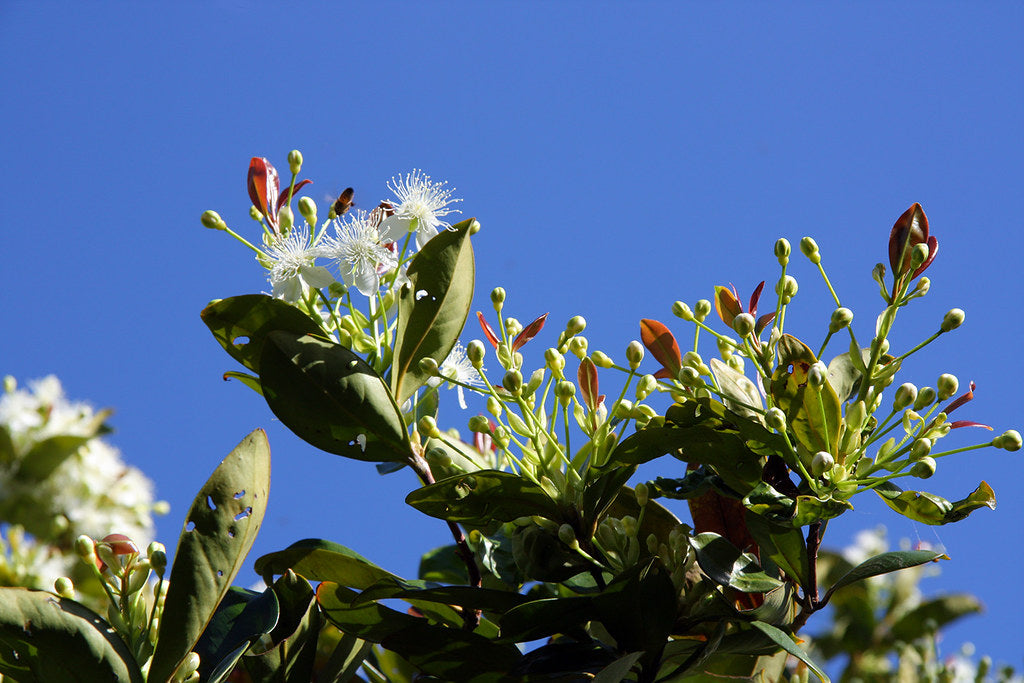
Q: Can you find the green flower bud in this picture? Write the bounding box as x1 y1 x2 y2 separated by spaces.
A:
566 315 586 335
173 652 201 683
937 373 959 400
525 368 545 394
557 524 578 549
774 238 791 265
940 308 965 333
625 341 644 370
426 446 453 469
490 287 506 311
591 350 614 368
54 577 74 599
486 396 503 418
993 429 1022 451
504 317 523 339
555 380 576 407
568 336 588 359
468 415 491 433
633 404 658 421
829 307 854 333
732 313 755 338
613 399 634 419
492 424 510 448
503 369 523 395
682 351 703 368
913 386 937 411
621 515 638 537
677 366 702 386
636 374 657 400
716 336 737 358
910 456 936 479
419 357 440 376
287 149 303 174
75 535 96 564
463 339 485 369
646 533 660 555
910 276 930 298
845 400 867 432
200 210 227 231
694 299 712 322
871 263 886 287
635 482 649 507
417 415 441 439
800 236 821 264
910 242 930 269
910 437 932 461
544 347 565 377
893 383 918 411
765 407 787 431
468 219 481 234
249 205 262 222
298 196 317 226
807 361 828 389
871 336 890 356
147 542 168 576
672 301 694 321
811 451 835 477
727 355 745 373
278 205 294 231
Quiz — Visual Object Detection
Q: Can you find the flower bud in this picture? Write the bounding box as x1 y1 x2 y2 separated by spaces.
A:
490 287 506 311
250 205 262 222
913 386 936 411
419 357 440 376
910 456 936 479
468 219 481 234
555 380 576 407
677 366 702 386
298 196 317 226
568 336 588 359
765 407 787 431
845 400 867 432
811 451 835 477
544 347 565 377
694 299 712 322
800 236 821 264
636 374 657 400
200 210 227 231
625 341 644 370
492 424 510 448
277 206 294 232
775 275 798 299
54 577 74 599
937 373 959 400
504 317 523 339
566 315 586 335
774 238 791 265
672 301 694 321
465 339 486 369
468 415 491 433
910 276 930 298
418 416 441 439
910 437 932 461
829 307 853 333
287 149 303 174
940 308 965 333
426 446 453 469
910 242 930 269
503 370 523 395
558 524 579 549
635 482 650 507
993 429 1022 452
893 383 918 411
173 652 201 683
731 313 754 338
485 396 503 418
525 368 545 395
614 399 634 419
75 535 97 565
727 355 745 373
871 263 886 287
591 350 614 368
807 361 828 389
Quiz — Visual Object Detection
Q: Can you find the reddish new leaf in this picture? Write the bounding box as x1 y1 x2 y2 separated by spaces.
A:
639 318 682 378
512 313 549 351
714 285 743 328
247 157 280 229
277 178 313 210
577 357 599 411
943 380 976 415
747 281 766 318
889 203 938 279
950 421 992 430
477 312 500 349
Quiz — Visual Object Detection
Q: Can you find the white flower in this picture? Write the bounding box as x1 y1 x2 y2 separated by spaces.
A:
261 226 334 302
379 169 462 249
321 211 398 297
428 342 483 409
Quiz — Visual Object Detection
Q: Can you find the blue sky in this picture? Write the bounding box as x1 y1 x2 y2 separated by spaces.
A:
2 2 1022 669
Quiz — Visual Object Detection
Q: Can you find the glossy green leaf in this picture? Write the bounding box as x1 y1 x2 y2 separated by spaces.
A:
405 470 563 526
826 349 867 404
824 549 946 602
195 587 279 682
0 588 144 682
254 538 397 590
200 294 325 374
792 495 853 526
391 218 475 406
769 335 842 456
149 429 271 683
260 331 411 463
709 358 763 419
499 596 595 643
749 621 829 682
241 571 321 683
744 512 808 587
581 464 636 528
222 371 263 396
874 480 996 525
689 533 783 593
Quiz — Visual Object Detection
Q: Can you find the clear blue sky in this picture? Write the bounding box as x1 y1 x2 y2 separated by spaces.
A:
2 2 1022 669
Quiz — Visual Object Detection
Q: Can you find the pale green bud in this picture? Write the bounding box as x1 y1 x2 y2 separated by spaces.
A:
636 374 657 400
775 275 798 299
426 446 453 469
492 425 510 448
694 299 712 322
811 451 835 477
845 400 867 432
633 404 658 421
173 652 201 683
200 210 227 231
469 219 481 234
525 368 545 394
893 383 918 411
75 535 97 566
677 366 702 386
732 313 755 337
147 542 167 576
774 238 791 265
871 336 890 356
486 396 503 418
490 287 506 310
682 351 703 368
910 438 932 461
566 315 586 335
466 340 486 369
621 515 638 537
937 373 959 400
993 429 1022 452
727 355 745 373
417 416 441 439
800 236 821 264
418 357 440 376
555 380 576 407
591 350 614 368
625 341 644 369
613 399 634 419
914 386 937 411
468 415 491 433
278 205 294 231
502 370 523 395
557 524 578 549
646 533 660 555
716 336 737 358
910 456 936 479
829 307 853 333
940 308 965 333
635 482 649 507
910 276 931 298
54 577 74 599
568 336 588 359
544 347 565 377
910 242 930 269
504 317 523 339
765 407 787 431
287 149 303 174
249 205 262 221
496 344 513 369
672 301 694 321
807 361 828 389
298 196 317 226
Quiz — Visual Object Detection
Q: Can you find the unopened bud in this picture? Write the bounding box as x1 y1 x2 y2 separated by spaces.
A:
200 210 227 231
502 370 523 395
249 205 262 222
468 415 491 433
940 308 965 333
774 238 791 265
298 196 317 226
993 429 1022 452
287 150 303 174
635 482 649 507
418 416 441 439
807 361 828 389
54 577 74 599
829 307 853 333
426 447 453 469
776 275 798 299
555 380 576 407
466 340 485 368
811 451 835 477
893 383 918 411
419 357 440 376
486 396 503 418
914 386 937 410
765 407 787 431
566 315 586 335
591 350 614 368
694 299 712 321
173 652 201 683
732 313 755 338
672 301 694 321
504 317 522 339
614 399 634 419
678 366 702 387
910 276 931 298
625 341 645 370
568 336 588 359
525 368 545 394
937 373 959 400
469 219 481 234
800 237 821 264
845 400 867 432
558 524 578 549
544 348 565 377
147 542 167 575
75 535 96 564
490 287 506 310
636 374 657 400
278 205 294 231
910 242 930 269
910 456 936 479
910 438 932 461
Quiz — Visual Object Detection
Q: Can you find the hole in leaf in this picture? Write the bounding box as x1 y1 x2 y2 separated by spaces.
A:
206 496 217 510
234 507 252 521
415 289 429 300
217 570 224 577
227 529 236 538
185 520 196 532
233 490 245 499
231 336 250 347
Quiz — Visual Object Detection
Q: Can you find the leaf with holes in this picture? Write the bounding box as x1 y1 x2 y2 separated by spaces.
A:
201 294 325 374
0 588 144 682
391 218 475 406
148 429 271 683
260 332 411 463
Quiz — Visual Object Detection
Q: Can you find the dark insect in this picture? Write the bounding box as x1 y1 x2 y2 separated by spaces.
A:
331 187 355 218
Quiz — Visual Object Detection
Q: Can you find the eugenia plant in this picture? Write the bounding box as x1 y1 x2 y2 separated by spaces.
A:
0 149 1017 683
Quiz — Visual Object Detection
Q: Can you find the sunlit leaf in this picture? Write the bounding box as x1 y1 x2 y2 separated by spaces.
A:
709 358 763 420
512 312 548 352
689 533 782 593
749 621 829 682
769 334 842 456
406 470 564 526
254 538 397 590
640 318 682 379
824 549 946 602
874 481 996 525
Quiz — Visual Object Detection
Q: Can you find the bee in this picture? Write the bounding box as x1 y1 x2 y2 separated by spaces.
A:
330 187 355 219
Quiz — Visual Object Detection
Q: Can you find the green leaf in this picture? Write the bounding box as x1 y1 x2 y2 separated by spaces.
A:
254 538 397 590
241 571 322 683
148 429 271 683
391 218 475 406
689 533 783 593
769 335 842 456
0 588 144 682
259 332 411 463
890 593 982 642
744 512 808 587
405 470 564 526
195 587 279 682
792 495 853 526
593 651 643 683
826 349 867 403
201 294 325 374
749 621 829 682
874 480 996 525
824 549 946 602
709 358 763 419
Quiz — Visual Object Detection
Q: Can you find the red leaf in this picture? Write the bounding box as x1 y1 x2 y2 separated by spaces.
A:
755 311 777 336
714 285 743 327
577 357 599 411
247 157 280 228
640 318 682 378
748 281 766 318
950 420 993 430
277 178 313 211
477 312 500 349
512 312 548 351
943 381 976 415
888 203 935 277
